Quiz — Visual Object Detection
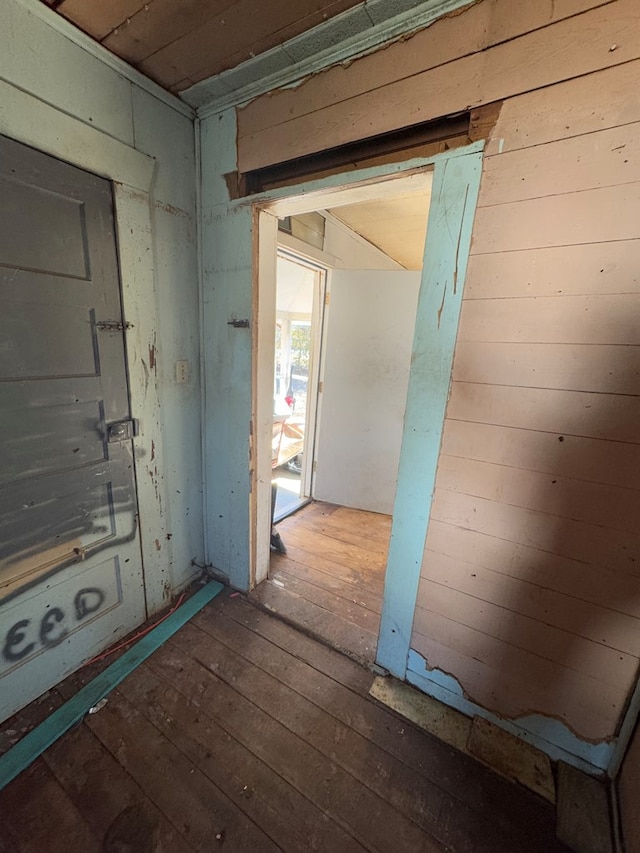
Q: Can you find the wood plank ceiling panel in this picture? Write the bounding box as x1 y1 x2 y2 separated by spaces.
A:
138 0 367 90
50 0 366 92
101 0 242 65
55 0 150 41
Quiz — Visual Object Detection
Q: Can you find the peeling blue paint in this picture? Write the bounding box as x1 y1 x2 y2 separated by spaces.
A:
406 649 615 775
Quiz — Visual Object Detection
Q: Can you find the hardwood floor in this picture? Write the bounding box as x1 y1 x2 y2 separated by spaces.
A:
255 501 390 662
0 590 569 852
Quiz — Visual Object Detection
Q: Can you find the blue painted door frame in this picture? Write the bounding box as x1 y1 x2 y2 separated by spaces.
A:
375 147 483 679
250 144 640 778
371 147 626 778
251 145 483 603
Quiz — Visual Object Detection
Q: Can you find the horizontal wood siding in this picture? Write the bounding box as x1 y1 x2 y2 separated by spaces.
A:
415 56 640 740
237 0 635 171
239 0 640 746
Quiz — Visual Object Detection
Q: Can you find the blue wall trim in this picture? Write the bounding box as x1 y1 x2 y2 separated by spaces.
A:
376 147 483 677
0 581 224 791
406 649 615 775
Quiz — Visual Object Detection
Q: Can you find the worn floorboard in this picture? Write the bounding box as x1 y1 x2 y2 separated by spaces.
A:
1 758 101 853
253 501 387 662
43 722 193 853
0 590 569 853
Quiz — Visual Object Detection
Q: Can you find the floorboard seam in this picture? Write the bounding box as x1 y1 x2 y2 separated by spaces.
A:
235 593 377 669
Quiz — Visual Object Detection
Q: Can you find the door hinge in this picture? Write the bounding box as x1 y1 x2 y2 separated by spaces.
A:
318 381 324 393
96 320 133 331
324 292 330 306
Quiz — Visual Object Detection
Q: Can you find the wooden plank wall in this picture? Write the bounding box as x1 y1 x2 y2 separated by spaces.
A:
414 58 640 744
237 0 640 744
236 0 637 171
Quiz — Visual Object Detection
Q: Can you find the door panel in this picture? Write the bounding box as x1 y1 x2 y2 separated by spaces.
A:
0 177 90 278
0 135 145 722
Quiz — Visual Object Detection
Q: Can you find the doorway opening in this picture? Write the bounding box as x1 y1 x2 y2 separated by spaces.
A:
253 169 433 662
272 250 326 522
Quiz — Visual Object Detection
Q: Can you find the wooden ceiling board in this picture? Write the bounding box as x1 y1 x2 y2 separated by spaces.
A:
102 0 238 66
57 0 149 41
135 0 365 91
329 190 431 270
182 0 368 88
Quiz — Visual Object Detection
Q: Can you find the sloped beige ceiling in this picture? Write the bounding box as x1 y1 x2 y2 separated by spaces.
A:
328 187 432 270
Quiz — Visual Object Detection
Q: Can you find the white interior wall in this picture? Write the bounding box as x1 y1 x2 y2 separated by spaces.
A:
277 212 417 516
314 270 421 515
1 0 203 604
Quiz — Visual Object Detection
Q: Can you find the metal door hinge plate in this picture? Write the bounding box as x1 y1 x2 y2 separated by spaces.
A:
107 419 138 442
